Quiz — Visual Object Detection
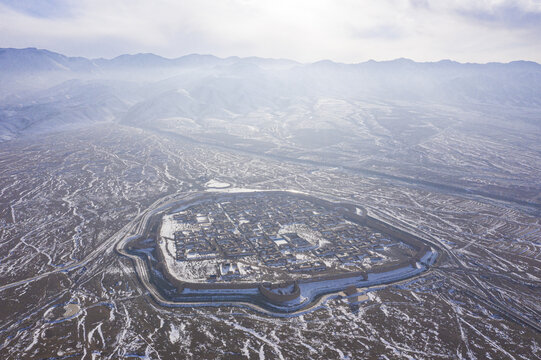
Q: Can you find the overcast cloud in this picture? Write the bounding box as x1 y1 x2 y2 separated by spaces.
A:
1 0 541 63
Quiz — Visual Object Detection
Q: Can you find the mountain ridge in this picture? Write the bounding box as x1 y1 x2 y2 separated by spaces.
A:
2 47 540 72
1 47 540 142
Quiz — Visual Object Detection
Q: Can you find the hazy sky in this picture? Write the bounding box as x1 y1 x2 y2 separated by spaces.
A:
1 0 541 63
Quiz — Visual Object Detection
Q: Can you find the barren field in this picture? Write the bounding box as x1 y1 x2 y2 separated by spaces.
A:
0 124 539 359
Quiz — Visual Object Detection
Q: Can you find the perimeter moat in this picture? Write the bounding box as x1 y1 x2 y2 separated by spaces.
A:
121 190 439 314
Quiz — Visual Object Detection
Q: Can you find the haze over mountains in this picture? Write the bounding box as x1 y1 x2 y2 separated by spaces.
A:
1 47 541 139
2 47 541 207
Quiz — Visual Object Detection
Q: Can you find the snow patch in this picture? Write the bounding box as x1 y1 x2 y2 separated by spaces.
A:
205 179 231 188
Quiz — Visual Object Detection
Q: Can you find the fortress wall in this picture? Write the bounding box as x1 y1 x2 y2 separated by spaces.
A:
364 216 429 251
411 246 431 263
155 261 185 292
299 270 367 284
371 260 412 274
258 282 301 303
184 281 257 290
153 232 186 292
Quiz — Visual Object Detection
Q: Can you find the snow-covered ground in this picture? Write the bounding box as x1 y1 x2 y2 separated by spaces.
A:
159 214 220 282
205 179 231 189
